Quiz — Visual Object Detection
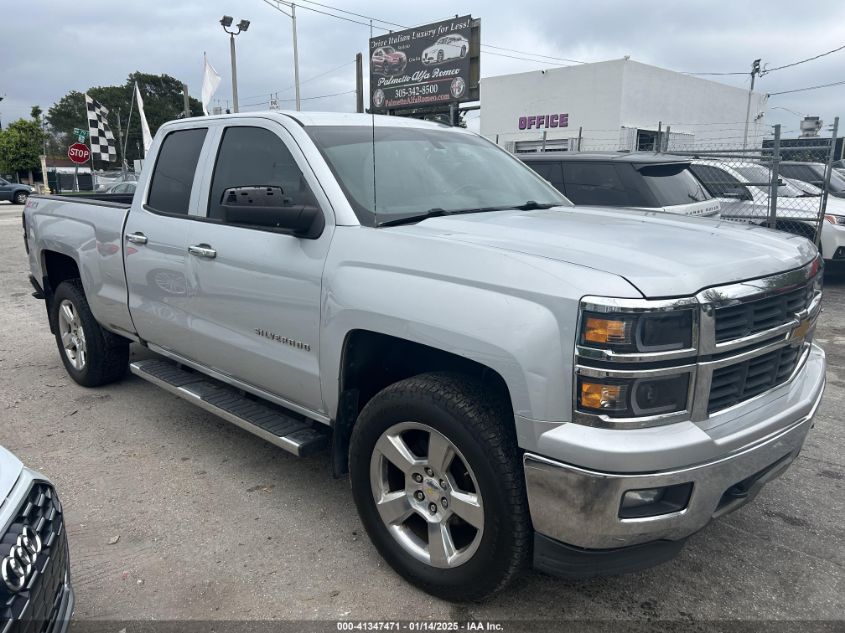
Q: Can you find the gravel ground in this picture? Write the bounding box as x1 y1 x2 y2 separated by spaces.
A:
0 204 843 625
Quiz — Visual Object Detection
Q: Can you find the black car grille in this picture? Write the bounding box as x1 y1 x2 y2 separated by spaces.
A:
714 282 814 343
1 482 68 633
708 345 803 413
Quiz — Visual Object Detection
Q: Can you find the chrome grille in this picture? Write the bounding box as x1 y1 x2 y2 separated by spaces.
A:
1 482 67 633
708 345 802 413
714 282 814 343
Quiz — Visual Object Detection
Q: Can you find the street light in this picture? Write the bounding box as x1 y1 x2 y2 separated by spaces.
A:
262 1 301 111
220 15 249 113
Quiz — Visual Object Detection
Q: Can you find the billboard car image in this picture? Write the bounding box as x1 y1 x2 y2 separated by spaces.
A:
371 46 408 77
422 34 469 65
369 15 474 111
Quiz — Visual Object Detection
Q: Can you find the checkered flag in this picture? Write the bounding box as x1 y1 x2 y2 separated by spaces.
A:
85 94 117 162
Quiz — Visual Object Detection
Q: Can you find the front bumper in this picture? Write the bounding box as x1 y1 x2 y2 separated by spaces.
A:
523 344 825 553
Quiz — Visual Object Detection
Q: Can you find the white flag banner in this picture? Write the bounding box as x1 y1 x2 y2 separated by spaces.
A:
134 82 153 156
201 53 222 115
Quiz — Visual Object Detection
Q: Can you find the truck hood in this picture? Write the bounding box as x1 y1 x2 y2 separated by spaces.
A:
392 206 816 298
0 445 23 505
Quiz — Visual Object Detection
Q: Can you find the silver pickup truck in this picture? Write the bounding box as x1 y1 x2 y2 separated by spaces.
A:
23 112 825 600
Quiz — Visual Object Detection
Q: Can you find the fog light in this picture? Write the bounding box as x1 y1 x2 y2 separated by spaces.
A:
579 381 628 411
621 488 664 509
618 482 693 519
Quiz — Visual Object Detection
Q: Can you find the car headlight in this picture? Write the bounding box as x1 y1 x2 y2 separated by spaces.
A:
576 374 690 418
580 310 694 353
824 214 845 225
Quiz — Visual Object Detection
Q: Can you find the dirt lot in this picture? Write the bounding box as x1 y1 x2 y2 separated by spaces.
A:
0 203 843 625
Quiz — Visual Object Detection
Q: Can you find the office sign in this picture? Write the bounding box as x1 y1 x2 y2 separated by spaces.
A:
518 113 569 130
369 15 476 111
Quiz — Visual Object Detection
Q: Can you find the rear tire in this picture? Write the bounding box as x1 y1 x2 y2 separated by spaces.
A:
349 372 530 601
51 279 129 387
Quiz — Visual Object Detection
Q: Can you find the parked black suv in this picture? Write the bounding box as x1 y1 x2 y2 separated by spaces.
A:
520 152 719 217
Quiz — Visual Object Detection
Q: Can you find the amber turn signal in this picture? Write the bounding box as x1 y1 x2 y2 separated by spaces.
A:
583 317 631 345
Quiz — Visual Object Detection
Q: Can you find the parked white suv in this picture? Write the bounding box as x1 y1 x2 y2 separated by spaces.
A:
690 161 845 263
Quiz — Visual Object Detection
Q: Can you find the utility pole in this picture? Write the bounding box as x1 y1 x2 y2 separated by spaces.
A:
263 1 302 111
743 58 762 150
182 84 191 118
355 53 364 113
116 107 127 178
292 3 301 111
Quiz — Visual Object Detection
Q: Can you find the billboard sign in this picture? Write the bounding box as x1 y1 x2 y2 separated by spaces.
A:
369 15 474 111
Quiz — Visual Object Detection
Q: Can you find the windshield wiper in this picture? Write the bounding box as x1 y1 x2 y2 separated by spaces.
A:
377 201 559 227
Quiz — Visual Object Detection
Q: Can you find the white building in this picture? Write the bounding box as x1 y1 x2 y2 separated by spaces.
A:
479 58 768 153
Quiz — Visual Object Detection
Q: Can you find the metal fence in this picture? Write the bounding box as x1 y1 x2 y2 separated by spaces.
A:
664 119 841 253
495 117 842 256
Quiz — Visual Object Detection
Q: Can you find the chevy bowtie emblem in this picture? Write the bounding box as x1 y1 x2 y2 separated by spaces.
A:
1 525 42 593
791 318 811 343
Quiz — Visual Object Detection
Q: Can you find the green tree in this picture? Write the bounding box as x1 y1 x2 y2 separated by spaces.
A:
0 119 47 181
45 73 203 167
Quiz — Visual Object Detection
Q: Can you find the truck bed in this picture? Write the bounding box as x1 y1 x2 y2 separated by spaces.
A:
34 192 133 207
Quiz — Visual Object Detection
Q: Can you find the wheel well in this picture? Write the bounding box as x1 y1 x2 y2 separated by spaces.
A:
42 251 80 301
330 329 514 477
340 330 512 418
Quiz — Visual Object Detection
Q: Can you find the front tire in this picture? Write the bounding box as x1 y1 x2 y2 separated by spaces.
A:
51 279 129 387
13 191 28 205
349 372 530 601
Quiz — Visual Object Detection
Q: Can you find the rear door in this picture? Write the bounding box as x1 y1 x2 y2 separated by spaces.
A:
124 126 208 352
0 179 12 201
180 119 334 415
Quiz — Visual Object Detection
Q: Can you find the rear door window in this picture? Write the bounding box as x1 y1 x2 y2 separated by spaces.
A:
147 128 207 215
639 163 711 206
561 162 633 206
689 164 752 200
525 162 563 189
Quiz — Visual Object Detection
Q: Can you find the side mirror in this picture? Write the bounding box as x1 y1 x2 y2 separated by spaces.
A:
220 186 324 238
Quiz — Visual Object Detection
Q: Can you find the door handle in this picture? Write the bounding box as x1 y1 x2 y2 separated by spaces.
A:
125 232 148 244
188 244 217 259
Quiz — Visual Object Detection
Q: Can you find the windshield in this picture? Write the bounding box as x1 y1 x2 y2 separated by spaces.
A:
382 47 395 54
306 125 569 226
638 163 711 205
734 165 807 197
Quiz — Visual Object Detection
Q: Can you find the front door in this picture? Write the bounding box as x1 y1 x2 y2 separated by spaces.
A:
124 127 208 352
0 179 12 201
181 121 333 415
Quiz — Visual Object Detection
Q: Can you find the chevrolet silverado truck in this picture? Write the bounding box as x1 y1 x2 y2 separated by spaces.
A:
0 445 73 630
22 112 825 600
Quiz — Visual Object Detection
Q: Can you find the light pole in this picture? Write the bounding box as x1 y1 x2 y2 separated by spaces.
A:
262 1 301 111
220 15 250 113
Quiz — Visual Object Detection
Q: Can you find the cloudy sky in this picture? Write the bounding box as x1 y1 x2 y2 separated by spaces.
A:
3 0 843 136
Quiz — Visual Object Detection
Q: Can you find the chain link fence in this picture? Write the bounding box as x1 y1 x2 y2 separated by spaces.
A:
493 119 843 259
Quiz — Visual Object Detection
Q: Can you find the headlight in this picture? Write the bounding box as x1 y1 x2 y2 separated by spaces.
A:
580 310 694 353
577 374 690 418
824 214 845 225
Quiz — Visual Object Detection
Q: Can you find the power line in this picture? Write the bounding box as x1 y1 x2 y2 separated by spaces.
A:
762 44 845 75
768 79 845 96
240 89 356 108
293 0 588 67
240 59 356 101
478 43 586 64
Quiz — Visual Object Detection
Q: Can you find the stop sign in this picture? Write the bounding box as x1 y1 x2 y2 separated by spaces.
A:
67 142 90 164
